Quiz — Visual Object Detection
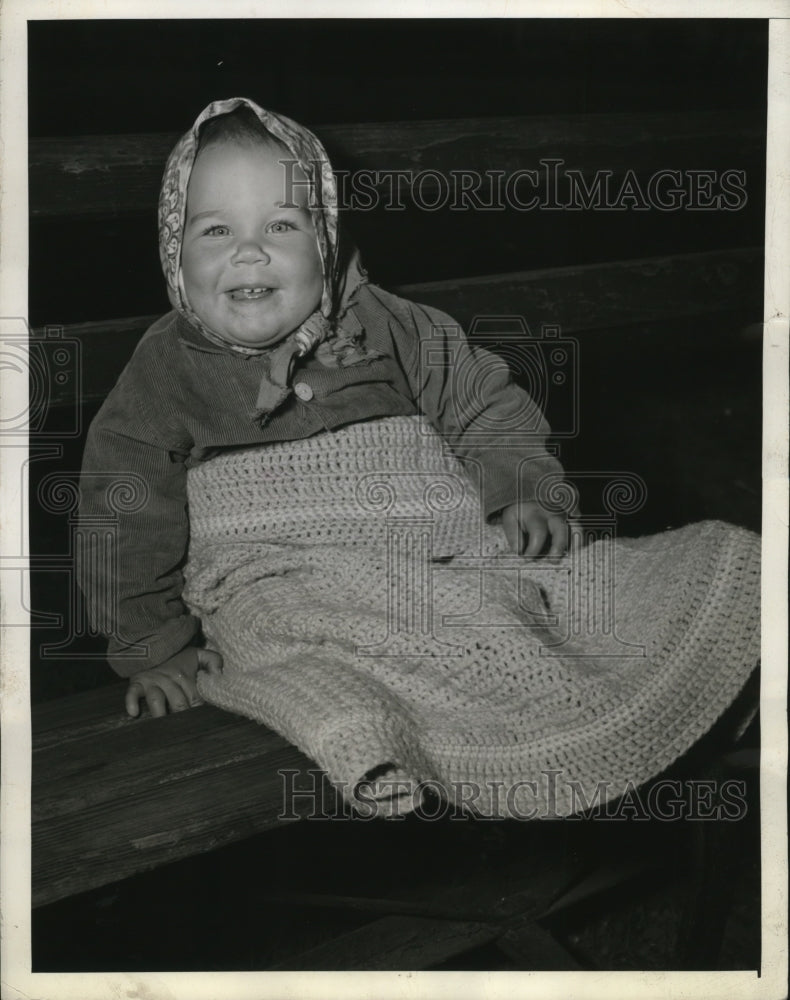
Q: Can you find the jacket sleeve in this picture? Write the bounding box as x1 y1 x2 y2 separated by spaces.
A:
386 292 569 520
77 373 200 677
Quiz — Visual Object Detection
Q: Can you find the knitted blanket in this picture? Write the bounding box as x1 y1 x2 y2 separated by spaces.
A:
185 415 760 818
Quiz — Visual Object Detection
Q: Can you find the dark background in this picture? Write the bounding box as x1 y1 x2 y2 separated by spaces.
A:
28 18 768 137
29 18 767 325
29 18 765 971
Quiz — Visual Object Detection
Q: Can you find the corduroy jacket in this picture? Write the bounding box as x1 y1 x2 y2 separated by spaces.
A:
78 282 565 676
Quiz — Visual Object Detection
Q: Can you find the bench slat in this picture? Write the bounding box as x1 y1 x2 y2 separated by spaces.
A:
39 247 762 410
30 111 764 218
34 704 291 821
33 683 138 742
279 914 501 970
32 690 333 907
269 849 580 969
33 753 310 908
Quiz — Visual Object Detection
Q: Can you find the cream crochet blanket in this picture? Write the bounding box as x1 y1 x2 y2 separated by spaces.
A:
185 416 760 818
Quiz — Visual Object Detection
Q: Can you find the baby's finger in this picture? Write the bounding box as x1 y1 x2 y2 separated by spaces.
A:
175 672 204 708
143 682 169 718
158 676 191 714
125 682 145 718
525 521 548 558
547 516 569 558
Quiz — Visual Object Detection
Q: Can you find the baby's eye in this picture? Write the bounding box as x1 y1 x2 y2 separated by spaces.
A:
203 224 230 237
267 220 295 234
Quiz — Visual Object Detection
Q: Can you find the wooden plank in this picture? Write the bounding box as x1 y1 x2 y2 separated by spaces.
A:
271 847 583 970
33 703 295 821
32 692 335 907
33 682 137 744
29 110 764 218
400 247 762 334
39 247 762 410
497 918 583 970
32 751 322 908
262 858 581 924
271 914 501 971
538 856 655 918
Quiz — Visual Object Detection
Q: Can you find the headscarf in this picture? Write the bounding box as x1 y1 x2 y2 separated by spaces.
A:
158 97 377 419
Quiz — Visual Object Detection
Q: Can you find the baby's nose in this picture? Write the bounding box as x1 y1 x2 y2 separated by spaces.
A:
232 241 270 265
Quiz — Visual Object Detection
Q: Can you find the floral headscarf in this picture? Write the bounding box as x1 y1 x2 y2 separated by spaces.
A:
158 97 375 418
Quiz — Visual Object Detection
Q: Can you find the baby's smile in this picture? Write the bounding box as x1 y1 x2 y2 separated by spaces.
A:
226 286 275 301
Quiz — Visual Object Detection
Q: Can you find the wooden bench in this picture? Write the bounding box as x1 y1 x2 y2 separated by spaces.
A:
30 110 763 966
32 682 339 908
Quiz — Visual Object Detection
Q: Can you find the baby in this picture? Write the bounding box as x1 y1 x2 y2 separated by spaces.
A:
78 98 570 720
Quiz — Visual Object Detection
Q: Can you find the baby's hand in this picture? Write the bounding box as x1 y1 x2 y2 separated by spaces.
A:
125 646 223 719
501 501 568 559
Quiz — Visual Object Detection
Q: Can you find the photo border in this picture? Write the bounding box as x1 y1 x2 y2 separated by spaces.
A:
2 3 787 998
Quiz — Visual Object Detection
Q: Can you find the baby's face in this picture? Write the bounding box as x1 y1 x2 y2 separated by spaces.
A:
181 141 323 349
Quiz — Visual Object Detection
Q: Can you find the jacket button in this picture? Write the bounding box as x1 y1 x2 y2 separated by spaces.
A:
293 381 314 401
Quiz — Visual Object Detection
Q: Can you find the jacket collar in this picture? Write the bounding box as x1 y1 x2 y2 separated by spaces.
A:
176 312 254 357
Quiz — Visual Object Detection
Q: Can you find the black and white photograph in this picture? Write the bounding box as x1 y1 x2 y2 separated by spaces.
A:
1 2 787 998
